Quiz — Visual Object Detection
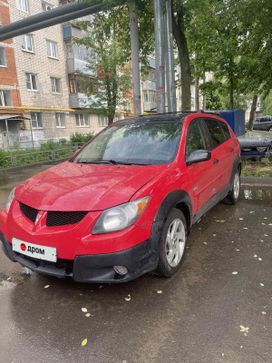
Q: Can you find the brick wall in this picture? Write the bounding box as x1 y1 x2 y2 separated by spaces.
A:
0 0 21 108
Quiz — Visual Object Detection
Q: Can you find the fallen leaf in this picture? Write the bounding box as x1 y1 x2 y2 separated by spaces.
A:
125 294 132 302
240 325 249 336
81 338 88 347
44 285 50 289
81 308 88 313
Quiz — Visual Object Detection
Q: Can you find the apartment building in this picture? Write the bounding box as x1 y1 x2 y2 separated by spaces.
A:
5 0 103 148
62 21 109 134
0 0 24 149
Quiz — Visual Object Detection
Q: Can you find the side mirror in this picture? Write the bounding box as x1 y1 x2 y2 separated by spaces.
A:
186 150 211 165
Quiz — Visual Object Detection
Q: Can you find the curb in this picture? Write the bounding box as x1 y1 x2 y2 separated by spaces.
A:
241 176 272 187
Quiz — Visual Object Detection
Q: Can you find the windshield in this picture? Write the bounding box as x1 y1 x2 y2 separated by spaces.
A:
74 120 182 165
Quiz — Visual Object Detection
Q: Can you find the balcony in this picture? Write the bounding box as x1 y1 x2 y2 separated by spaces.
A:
69 93 98 109
67 57 94 76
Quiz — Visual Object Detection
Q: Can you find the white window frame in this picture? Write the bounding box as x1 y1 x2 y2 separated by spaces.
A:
98 115 108 127
51 77 61 94
55 113 65 128
0 90 11 106
0 47 7 67
21 34 34 53
30 112 43 129
47 40 58 59
76 114 90 127
26 73 38 91
16 0 29 12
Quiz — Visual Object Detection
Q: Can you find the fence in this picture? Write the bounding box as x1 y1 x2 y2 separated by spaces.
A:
0 143 84 169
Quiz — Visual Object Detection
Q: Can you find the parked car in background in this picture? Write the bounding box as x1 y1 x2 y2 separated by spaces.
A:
0 112 241 283
253 116 272 132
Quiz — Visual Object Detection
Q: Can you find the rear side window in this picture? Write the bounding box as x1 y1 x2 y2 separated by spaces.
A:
221 122 231 140
186 119 207 155
204 118 229 150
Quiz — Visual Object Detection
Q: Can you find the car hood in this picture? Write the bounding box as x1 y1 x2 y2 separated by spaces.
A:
15 161 164 211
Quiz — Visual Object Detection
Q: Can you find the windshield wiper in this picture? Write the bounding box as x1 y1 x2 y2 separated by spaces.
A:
77 159 150 165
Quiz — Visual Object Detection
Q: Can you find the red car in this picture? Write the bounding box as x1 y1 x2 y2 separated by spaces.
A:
0 112 241 283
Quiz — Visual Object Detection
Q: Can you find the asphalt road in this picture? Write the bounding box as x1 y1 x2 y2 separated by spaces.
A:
0 165 271 363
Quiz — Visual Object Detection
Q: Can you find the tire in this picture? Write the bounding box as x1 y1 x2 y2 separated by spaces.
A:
157 208 187 277
223 169 240 205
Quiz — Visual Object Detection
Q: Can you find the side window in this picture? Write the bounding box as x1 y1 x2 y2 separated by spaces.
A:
204 118 227 150
220 122 231 140
186 119 207 155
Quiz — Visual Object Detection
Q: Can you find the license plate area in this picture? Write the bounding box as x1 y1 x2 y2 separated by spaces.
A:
12 238 57 263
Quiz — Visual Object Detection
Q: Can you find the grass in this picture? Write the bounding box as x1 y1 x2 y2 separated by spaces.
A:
242 159 272 178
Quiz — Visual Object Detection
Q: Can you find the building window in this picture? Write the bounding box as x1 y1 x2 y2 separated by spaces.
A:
47 40 58 59
98 115 108 127
26 73 38 91
0 47 6 67
143 90 156 103
51 77 61 93
21 34 34 53
55 113 65 128
30 112 43 129
76 114 90 127
16 0 29 12
42 1 53 11
0 90 12 106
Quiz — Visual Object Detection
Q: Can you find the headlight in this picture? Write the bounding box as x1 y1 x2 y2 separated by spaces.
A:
6 187 16 214
92 196 150 234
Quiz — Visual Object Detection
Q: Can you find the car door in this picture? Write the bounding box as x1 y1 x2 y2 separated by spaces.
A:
184 118 216 213
203 118 234 192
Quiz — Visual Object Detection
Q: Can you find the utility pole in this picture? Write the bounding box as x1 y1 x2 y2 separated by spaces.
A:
154 0 166 113
165 0 176 112
128 0 141 116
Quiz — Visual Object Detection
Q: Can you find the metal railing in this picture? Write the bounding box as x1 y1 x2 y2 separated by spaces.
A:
0 144 81 169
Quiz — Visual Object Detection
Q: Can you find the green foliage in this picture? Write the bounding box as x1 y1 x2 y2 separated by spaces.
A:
70 132 93 145
74 2 154 122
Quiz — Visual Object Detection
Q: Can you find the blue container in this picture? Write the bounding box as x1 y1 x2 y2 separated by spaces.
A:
219 109 245 136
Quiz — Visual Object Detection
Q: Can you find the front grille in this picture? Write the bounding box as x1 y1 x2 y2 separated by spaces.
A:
20 202 39 223
46 211 87 227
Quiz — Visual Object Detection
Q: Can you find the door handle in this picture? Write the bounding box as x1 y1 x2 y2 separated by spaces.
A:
213 158 219 165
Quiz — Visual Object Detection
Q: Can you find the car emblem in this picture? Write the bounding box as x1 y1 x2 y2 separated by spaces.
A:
35 211 44 225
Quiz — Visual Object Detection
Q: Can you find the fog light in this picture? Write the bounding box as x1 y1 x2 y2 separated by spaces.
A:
114 265 128 276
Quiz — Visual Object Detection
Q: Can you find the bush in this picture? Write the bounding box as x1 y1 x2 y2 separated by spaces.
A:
70 132 93 145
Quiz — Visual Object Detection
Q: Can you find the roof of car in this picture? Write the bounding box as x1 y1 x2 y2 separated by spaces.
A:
115 111 220 125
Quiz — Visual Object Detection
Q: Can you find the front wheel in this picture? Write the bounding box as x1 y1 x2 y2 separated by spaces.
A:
223 170 240 205
157 208 187 277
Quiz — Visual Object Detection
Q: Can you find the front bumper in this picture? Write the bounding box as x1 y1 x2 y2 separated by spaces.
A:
0 232 158 283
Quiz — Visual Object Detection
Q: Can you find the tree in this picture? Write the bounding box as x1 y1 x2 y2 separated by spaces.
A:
75 1 154 123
